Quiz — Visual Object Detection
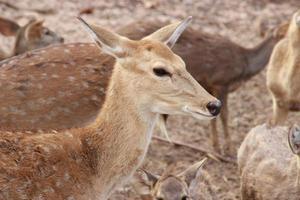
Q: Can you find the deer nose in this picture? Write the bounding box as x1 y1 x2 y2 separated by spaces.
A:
206 100 222 116
60 37 64 43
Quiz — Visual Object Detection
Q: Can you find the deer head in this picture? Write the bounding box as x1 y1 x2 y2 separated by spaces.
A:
14 19 64 55
288 125 300 155
79 17 221 120
286 10 300 41
136 158 207 200
0 17 64 57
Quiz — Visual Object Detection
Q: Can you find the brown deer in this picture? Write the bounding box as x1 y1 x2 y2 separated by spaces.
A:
0 18 285 153
238 124 300 200
135 158 217 200
267 10 300 126
0 17 220 199
0 16 63 60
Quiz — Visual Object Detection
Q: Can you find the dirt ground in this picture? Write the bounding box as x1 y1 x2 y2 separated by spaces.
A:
1 0 300 199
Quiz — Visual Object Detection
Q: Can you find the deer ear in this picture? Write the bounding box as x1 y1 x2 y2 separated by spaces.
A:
178 158 207 186
136 169 160 188
78 17 132 58
0 17 20 36
143 16 192 48
25 19 44 40
288 125 300 154
295 12 300 27
273 22 289 39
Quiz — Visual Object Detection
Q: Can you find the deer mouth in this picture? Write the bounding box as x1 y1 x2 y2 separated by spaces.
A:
183 106 215 119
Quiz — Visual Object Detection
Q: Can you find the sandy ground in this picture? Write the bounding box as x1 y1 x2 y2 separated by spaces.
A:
0 0 300 199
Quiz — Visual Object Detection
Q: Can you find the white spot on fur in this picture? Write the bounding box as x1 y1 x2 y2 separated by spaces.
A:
52 74 59 78
37 84 43 89
64 49 71 54
68 76 75 82
82 81 89 88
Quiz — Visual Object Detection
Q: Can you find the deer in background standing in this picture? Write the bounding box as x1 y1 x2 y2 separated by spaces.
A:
267 10 300 126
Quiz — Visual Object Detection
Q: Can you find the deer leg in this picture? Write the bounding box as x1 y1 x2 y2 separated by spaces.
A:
210 118 220 153
209 89 221 153
269 96 288 126
220 93 232 154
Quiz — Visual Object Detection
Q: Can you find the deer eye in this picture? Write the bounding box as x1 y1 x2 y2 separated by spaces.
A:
153 67 171 77
43 29 50 35
181 195 188 200
156 198 164 200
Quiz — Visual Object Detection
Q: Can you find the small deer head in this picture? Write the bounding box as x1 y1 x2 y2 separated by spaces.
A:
136 158 207 200
288 125 300 155
78 17 221 120
14 19 64 55
0 17 64 56
272 22 289 40
294 10 300 27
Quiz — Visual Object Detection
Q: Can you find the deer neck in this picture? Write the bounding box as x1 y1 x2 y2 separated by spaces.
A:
80 63 158 198
243 35 277 79
288 26 300 56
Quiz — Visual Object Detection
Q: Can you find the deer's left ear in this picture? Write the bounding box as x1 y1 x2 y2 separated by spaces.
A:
136 169 160 188
78 17 133 58
25 19 44 40
178 157 207 186
143 16 192 48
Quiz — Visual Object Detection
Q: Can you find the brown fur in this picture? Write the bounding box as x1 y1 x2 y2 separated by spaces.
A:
238 124 300 200
0 18 217 199
267 11 300 126
0 17 63 61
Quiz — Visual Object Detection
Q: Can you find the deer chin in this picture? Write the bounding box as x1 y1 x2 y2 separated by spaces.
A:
183 105 215 120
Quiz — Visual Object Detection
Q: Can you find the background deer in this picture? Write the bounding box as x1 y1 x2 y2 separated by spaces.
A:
238 124 300 200
134 158 217 200
0 17 220 200
0 16 63 60
267 10 300 126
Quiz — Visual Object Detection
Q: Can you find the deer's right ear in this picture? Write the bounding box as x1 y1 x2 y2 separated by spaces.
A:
78 17 132 58
178 158 207 186
136 169 159 188
24 19 44 40
143 16 192 48
273 22 289 39
288 125 300 154
0 17 20 36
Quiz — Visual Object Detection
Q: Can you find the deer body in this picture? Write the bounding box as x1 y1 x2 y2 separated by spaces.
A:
0 95 158 200
0 18 219 199
0 43 113 130
238 124 300 200
267 11 300 126
0 17 63 61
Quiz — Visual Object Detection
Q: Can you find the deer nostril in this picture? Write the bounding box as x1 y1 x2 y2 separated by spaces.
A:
206 100 222 116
